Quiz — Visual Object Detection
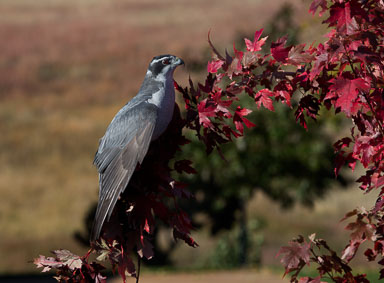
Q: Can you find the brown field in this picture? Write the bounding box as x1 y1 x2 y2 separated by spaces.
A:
109 269 289 283
0 0 377 280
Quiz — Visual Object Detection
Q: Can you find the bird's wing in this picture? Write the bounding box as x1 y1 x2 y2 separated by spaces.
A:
91 101 158 241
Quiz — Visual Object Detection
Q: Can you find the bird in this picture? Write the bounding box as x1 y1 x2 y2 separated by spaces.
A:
91 54 184 242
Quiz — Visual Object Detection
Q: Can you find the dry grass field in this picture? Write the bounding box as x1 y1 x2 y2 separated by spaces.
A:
109 269 289 283
0 0 377 280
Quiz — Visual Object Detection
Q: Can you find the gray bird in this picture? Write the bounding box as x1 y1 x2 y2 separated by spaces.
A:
91 54 184 241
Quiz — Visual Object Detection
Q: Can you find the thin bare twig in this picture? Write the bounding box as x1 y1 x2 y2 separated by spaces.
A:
136 257 141 283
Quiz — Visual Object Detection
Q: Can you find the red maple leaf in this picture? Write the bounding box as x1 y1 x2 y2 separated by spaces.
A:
328 77 370 117
233 106 255 134
227 44 244 78
198 98 216 128
352 135 376 167
324 3 358 35
274 81 293 107
275 91 292 107
255 89 275 111
309 44 327 81
211 90 232 118
372 173 384 189
207 60 224 73
278 241 311 273
271 36 291 63
287 44 314 66
345 217 375 243
341 214 376 262
222 124 241 139
309 0 327 16
244 28 268 52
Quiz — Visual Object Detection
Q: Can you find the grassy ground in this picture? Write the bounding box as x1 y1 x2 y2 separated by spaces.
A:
0 0 378 279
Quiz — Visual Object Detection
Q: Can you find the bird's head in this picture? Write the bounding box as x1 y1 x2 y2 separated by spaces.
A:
147 54 184 80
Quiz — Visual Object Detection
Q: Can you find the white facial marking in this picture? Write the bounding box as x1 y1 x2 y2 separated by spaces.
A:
150 56 173 66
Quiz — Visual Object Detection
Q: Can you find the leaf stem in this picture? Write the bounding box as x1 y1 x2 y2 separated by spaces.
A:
310 249 337 283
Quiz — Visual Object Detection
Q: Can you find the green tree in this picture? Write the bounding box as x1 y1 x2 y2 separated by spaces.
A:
179 100 347 266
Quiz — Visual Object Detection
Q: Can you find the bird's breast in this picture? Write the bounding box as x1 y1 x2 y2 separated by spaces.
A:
148 80 175 140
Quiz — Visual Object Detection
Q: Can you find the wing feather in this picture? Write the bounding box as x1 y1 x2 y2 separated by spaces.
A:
91 102 158 241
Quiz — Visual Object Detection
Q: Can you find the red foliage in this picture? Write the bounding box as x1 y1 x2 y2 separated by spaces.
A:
35 0 384 282
244 29 268 52
34 250 106 282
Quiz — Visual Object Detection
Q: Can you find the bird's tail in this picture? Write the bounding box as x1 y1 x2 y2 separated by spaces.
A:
90 170 131 243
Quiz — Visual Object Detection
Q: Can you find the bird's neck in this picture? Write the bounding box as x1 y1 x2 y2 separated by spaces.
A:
149 72 176 140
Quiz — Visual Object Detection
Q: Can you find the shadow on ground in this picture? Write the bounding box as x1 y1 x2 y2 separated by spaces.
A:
0 274 56 283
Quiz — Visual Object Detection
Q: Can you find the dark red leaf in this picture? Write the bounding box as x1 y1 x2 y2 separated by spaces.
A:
334 137 352 151
174 159 197 174
295 95 320 129
324 3 358 35
277 241 311 272
287 44 314 66
137 236 154 260
364 248 376 261
309 0 327 16
117 252 136 282
173 229 198 247
328 77 370 117
274 81 293 107
309 44 327 81
345 216 375 243
271 36 291 63
380 268 384 280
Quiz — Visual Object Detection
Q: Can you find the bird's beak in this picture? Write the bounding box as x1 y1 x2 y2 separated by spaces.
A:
176 57 185 66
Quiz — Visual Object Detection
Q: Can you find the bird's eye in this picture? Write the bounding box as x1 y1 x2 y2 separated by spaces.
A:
162 59 171 65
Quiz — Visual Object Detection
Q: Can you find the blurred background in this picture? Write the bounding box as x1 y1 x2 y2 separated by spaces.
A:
0 0 379 282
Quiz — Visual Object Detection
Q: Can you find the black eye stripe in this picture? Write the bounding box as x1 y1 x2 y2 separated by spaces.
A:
148 55 176 76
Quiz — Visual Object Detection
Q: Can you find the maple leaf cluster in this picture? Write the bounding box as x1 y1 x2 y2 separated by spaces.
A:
278 234 370 282
177 0 384 281
34 250 106 282
273 0 384 281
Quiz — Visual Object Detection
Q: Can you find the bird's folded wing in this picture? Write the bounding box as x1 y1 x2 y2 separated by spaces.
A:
91 102 158 241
